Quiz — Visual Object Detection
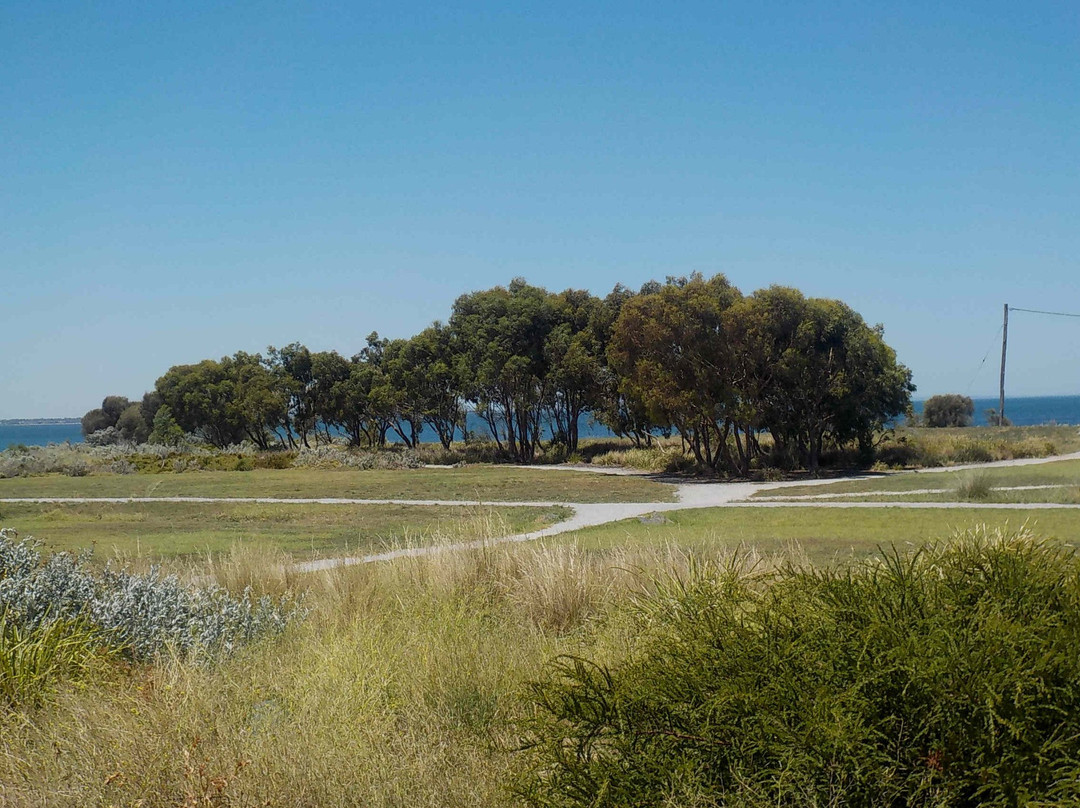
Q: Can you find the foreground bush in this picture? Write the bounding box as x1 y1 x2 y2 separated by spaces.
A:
0 529 304 663
519 530 1080 806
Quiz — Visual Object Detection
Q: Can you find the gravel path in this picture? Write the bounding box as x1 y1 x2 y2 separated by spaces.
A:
4 451 1078 572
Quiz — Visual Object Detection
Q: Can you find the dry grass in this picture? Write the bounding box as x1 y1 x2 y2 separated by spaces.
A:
0 539 773 807
590 443 698 474
874 425 1079 469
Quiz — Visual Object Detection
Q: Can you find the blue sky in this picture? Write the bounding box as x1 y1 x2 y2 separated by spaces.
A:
2 1 1077 418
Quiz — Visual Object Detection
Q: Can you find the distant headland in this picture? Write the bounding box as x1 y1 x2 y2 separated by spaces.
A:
0 418 80 426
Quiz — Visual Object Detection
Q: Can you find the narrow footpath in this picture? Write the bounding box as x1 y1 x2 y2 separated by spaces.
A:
3 450 1078 572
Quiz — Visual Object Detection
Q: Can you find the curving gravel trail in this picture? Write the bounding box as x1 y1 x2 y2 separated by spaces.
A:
4 451 1079 572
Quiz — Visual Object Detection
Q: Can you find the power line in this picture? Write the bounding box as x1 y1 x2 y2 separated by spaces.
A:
964 324 1003 394
1009 307 1080 319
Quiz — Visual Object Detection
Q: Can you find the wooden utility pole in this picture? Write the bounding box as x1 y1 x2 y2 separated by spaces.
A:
998 303 1009 425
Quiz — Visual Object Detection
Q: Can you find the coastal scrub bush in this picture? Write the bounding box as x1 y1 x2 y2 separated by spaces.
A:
0 529 304 663
291 445 422 470
923 394 975 427
517 530 1080 806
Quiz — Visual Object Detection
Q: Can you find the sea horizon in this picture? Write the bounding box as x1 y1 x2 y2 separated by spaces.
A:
2 393 1078 452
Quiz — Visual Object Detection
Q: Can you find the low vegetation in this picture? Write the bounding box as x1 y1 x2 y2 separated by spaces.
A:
0 463 673 503
4 527 1080 805
571 505 1080 564
0 614 100 709
0 502 570 560
872 424 1078 469
761 456 1080 499
519 530 1080 806
0 528 303 711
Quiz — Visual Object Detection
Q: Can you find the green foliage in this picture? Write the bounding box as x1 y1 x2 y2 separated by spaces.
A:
874 427 1062 469
82 395 153 443
733 286 915 471
115 403 148 443
79 408 110 437
609 273 742 471
450 278 559 462
155 353 286 449
518 531 1080 806
148 404 186 446
140 275 913 471
924 394 975 428
0 612 100 708
100 396 132 424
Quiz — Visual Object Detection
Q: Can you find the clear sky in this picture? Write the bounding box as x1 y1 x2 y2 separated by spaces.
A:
2 1 1077 418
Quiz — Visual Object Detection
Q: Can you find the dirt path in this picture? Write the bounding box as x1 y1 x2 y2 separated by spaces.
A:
4 451 1079 572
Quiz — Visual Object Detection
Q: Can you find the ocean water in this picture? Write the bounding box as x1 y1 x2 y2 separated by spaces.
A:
2 395 1078 451
0 422 84 451
912 395 1080 427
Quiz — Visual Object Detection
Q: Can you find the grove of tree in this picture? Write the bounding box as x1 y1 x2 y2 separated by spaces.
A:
82 274 915 472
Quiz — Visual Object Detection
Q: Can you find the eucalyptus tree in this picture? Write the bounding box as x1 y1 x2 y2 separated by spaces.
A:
590 283 664 447
328 345 395 448
116 403 149 443
734 287 913 471
380 337 425 447
223 351 287 450
544 288 606 453
388 325 463 450
155 353 286 449
308 349 352 443
265 343 316 448
450 279 556 462
608 273 743 471
156 360 245 448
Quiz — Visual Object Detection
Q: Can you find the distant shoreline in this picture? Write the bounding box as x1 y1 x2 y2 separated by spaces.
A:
0 418 80 426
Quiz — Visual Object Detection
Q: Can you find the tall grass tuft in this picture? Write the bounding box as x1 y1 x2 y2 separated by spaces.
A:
956 471 994 500
0 612 100 708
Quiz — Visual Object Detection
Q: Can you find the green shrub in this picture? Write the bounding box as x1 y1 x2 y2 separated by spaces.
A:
233 454 255 472
950 439 994 464
254 451 296 470
923 394 975 428
518 531 1080 806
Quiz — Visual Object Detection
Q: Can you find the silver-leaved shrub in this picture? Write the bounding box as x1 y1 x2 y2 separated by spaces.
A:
0 529 305 662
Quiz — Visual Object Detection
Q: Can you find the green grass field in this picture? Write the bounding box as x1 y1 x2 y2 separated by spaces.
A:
0 501 570 559
755 458 1080 498
565 505 1080 565
0 465 673 503
780 487 1080 505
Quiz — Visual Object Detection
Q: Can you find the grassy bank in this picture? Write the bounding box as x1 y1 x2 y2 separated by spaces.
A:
0 502 570 560
0 539 668 806
565 504 1080 565
0 465 673 503
760 457 1080 498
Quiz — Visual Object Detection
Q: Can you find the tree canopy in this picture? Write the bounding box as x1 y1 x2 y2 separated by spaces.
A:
86 274 912 472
